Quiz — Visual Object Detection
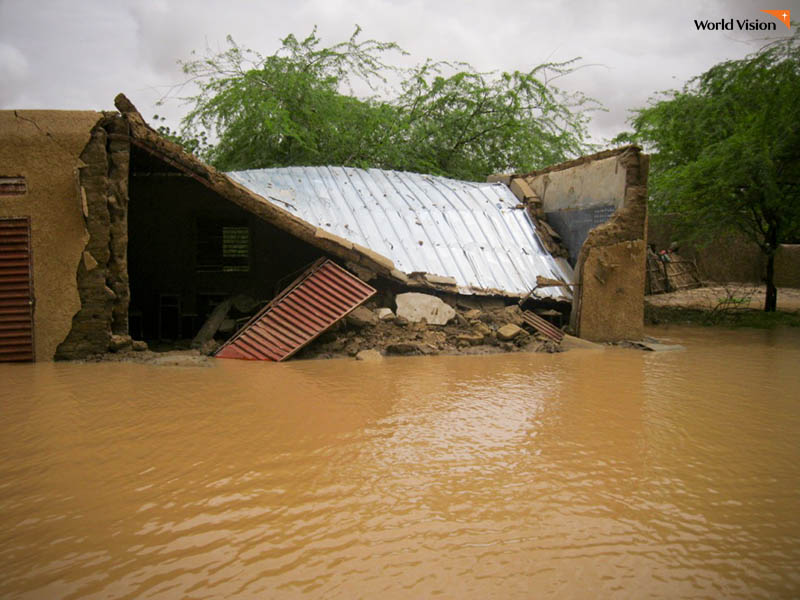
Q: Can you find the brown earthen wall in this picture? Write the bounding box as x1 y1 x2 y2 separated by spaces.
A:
56 115 130 359
649 216 800 287
0 110 101 360
568 149 649 342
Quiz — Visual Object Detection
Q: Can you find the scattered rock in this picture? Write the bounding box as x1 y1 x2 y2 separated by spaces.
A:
375 308 395 321
463 309 482 320
346 306 378 328
355 349 383 361
471 321 492 336
132 340 148 352
456 333 484 346
395 292 456 325
500 305 524 326
384 341 437 355
407 320 428 332
384 341 420 355
108 334 132 353
497 323 524 341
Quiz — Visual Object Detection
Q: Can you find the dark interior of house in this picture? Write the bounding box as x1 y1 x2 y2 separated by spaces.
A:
127 146 323 343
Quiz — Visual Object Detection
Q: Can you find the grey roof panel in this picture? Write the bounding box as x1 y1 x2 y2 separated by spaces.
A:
227 166 574 300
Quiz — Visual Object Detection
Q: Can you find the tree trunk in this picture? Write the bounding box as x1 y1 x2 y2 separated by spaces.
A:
765 251 777 312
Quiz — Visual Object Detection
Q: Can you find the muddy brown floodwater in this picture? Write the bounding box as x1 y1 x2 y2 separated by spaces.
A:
1 325 799 599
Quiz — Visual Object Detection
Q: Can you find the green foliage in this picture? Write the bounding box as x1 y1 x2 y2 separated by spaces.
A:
165 27 596 180
620 27 800 310
152 115 210 156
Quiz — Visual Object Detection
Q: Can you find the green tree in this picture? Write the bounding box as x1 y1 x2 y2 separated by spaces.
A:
619 27 800 311
166 27 596 180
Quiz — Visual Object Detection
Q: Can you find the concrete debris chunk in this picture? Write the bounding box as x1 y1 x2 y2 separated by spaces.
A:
375 308 395 321
346 306 378 328
510 177 538 201
497 323 524 341
108 334 132 352
456 333 484 346
355 349 383 361
395 292 455 325
471 321 492 336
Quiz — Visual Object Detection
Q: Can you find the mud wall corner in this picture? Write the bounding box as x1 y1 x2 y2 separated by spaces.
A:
55 114 131 359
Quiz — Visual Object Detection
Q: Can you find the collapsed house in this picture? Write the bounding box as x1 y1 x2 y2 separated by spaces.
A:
0 94 648 362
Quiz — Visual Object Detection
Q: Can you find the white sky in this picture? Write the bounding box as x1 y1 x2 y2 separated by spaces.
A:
0 0 795 145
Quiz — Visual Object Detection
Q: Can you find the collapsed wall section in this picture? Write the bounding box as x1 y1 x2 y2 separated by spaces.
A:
55 115 130 359
512 146 649 342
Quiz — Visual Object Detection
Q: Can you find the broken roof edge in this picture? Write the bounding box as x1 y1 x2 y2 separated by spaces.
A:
489 145 643 182
113 93 410 287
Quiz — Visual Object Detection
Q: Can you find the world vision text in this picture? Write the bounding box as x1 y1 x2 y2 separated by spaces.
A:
694 19 777 31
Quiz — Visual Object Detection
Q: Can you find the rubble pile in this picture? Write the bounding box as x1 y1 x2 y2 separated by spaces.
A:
295 292 563 360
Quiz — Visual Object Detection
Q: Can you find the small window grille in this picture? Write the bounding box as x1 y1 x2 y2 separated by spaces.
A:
0 177 26 196
197 221 250 272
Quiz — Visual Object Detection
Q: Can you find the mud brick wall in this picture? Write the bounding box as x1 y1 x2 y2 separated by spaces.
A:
569 149 648 341
56 116 130 359
509 147 648 342
520 148 630 266
649 216 800 288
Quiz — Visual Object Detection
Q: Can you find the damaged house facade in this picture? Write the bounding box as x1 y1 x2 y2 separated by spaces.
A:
0 95 647 362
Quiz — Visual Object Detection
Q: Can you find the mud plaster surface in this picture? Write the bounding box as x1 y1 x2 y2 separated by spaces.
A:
0 110 101 360
523 155 628 213
578 240 646 342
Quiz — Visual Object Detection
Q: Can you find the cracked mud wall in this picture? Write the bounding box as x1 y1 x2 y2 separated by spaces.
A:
511 146 649 341
569 149 649 342
521 148 630 265
56 115 130 359
0 110 102 361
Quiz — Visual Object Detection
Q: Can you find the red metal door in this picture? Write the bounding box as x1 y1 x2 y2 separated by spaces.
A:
216 259 375 361
0 218 35 362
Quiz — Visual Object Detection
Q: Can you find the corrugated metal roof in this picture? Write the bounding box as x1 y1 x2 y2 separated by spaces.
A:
227 166 574 300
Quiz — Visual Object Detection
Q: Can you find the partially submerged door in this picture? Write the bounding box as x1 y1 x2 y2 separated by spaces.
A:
216 259 376 361
0 217 34 362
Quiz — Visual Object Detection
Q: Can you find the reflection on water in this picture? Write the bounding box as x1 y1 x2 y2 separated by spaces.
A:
1 325 799 598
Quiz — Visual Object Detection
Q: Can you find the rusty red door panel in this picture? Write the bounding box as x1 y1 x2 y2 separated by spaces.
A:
522 309 564 343
216 259 375 361
0 217 35 362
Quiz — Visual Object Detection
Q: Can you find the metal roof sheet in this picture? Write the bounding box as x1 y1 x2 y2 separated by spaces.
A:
227 166 574 300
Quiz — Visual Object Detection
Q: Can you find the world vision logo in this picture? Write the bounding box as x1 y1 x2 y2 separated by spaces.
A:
760 9 791 28
694 9 791 31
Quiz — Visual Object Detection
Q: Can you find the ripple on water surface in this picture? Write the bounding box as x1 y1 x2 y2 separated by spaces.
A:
1 325 799 598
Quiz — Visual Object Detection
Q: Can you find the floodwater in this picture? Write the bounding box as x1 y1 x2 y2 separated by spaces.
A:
1 326 799 599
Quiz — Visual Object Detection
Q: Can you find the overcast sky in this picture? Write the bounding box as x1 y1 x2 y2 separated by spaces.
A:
0 0 795 145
